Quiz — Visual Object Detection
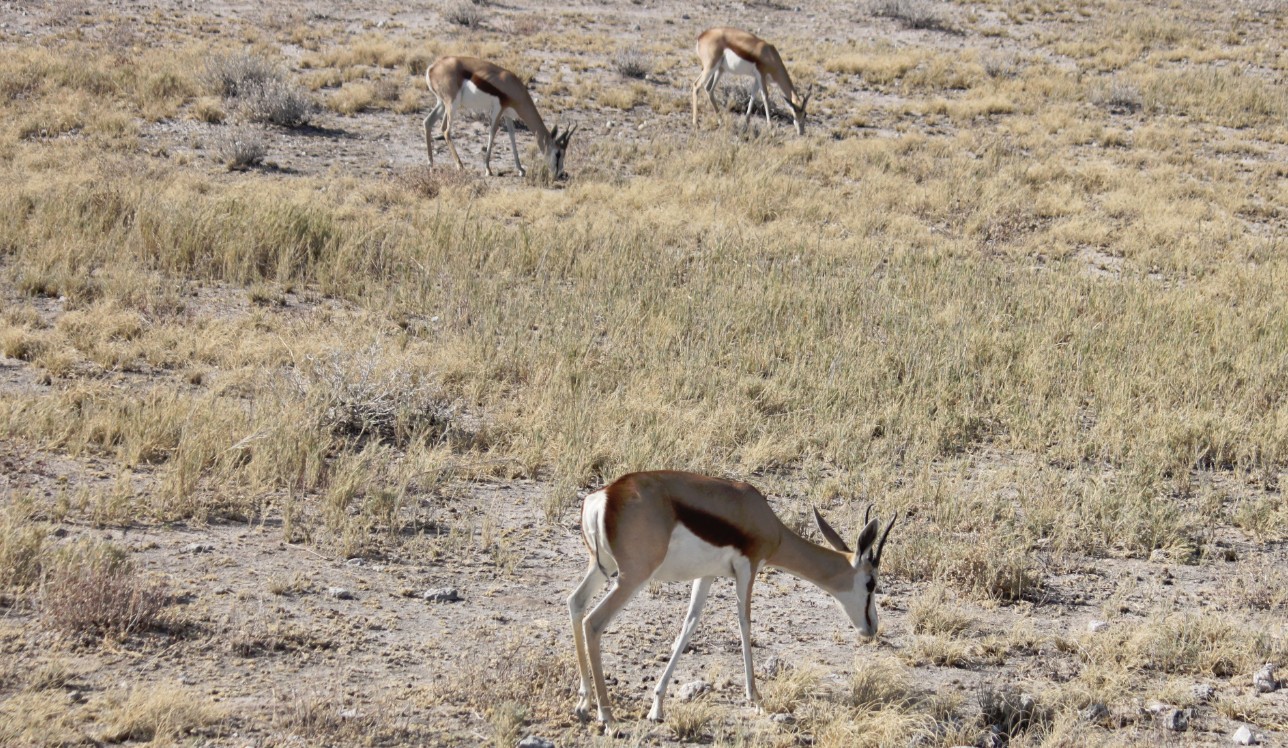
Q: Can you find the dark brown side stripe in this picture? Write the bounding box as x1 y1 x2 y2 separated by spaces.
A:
468 72 507 101
673 501 755 556
725 38 764 67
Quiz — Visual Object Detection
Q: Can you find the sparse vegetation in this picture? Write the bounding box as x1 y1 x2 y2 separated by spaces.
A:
213 126 268 169
39 542 168 641
0 0 1285 744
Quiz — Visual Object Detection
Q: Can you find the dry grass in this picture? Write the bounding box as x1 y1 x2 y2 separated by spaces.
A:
39 541 169 641
0 1 1285 743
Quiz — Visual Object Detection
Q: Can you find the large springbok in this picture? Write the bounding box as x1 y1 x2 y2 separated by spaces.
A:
692 27 813 134
568 471 896 725
424 56 574 177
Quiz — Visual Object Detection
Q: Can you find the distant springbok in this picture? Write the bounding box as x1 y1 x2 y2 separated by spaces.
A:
424 56 575 177
569 471 896 725
692 27 813 134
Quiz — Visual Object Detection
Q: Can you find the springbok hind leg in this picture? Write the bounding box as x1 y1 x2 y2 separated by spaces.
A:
583 575 647 725
423 100 444 164
568 563 607 721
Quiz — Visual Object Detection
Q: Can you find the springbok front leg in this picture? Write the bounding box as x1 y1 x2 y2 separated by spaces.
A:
758 74 773 126
733 558 762 709
503 117 525 176
648 576 714 722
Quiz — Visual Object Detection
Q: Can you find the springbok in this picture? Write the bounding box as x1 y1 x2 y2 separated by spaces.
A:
568 470 896 725
424 56 574 177
692 27 813 134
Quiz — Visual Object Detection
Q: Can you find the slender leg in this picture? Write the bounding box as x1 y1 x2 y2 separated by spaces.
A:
504 117 525 176
745 74 759 120
583 575 647 725
423 100 444 164
647 577 714 722
569 564 608 721
692 67 716 127
733 560 762 708
759 76 773 126
484 116 501 176
441 109 465 171
707 69 724 119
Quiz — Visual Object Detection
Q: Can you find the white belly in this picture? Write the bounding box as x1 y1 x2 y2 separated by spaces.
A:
721 49 761 78
453 80 512 120
652 524 743 582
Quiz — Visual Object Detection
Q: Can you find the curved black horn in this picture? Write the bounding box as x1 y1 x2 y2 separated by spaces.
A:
863 503 874 526
874 513 898 566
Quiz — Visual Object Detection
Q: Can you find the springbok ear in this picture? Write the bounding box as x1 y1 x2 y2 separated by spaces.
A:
550 124 560 140
813 508 851 553
855 517 881 558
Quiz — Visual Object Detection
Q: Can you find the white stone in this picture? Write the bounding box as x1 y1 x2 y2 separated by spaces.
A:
1087 619 1109 633
1232 725 1258 745
678 680 711 702
1253 663 1278 693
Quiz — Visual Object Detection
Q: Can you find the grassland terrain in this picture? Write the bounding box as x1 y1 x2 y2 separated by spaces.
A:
1 0 1287 745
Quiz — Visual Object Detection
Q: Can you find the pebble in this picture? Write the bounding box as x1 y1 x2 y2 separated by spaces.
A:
1233 725 1259 745
760 656 785 678
422 587 461 603
769 713 794 724
1162 708 1190 732
678 680 711 702
1149 549 1168 562
1253 663 1278 693
517 737 554 748
184 543 214 554
1087 620 1109 633
1192 683 1216 703
1080 703 1109 723
326 587 355 600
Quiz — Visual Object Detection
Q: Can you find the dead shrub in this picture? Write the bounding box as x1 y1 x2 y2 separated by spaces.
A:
297 344 470 449
613 50 652 80
201 52 280 99
212 127 267 170
40 542 168 641
444 1 485 28
240 78 318 127
978 685 1048 740
871 0 955 32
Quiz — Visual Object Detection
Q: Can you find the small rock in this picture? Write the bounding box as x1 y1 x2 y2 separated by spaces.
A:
1162 708 1190 732
1253 663 1278 693
1080 703 1109 723
422 587 461 603
338 709 360 720
184 543 214 554
678 680 711 702
517 738 554 748
1232 725 1259 745
1149 548 1168 563
1087 620 1110 633
1192 683 1216 703
760 656 785 678
326 587 355 600
769 713 794 724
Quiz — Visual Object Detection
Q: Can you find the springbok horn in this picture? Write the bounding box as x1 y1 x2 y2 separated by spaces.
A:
874 513 898 566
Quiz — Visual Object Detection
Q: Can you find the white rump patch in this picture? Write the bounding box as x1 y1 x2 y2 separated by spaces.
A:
581 489 618 576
